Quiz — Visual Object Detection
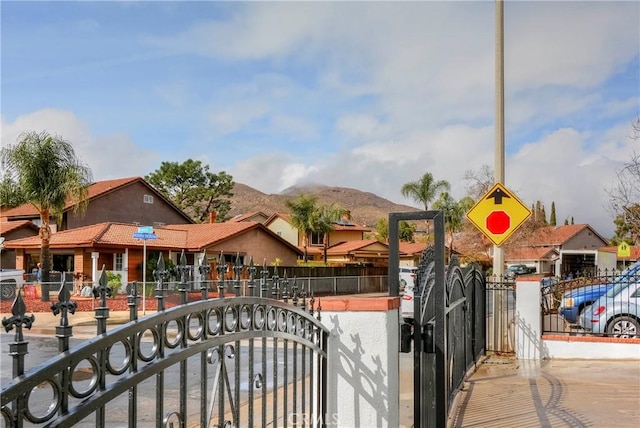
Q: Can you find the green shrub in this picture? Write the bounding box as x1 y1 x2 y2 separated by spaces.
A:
106 271 123 295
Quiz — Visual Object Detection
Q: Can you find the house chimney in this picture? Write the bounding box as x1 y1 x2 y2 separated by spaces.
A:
209 211 216 223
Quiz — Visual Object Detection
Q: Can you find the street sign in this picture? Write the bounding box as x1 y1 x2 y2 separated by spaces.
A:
617 242 631 257
137 226 154 234
466 182 532 247
133 232 157 240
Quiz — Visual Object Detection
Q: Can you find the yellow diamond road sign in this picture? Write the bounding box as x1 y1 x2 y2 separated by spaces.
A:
466 183 532 247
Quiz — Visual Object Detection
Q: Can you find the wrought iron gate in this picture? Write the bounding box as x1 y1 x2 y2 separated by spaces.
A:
1 253 329 427
390 211 486 428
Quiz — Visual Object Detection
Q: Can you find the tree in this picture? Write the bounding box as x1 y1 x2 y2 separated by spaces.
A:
1 131 93 301
375 218 389 242
401 172 451 211
608 117 640 244
610 211 637 246
285 194 319 263
401 172 450 241
550 201 557 226
0 175 26 208
533 200 547 225
432 192 474 252
463 164 494 200
145 159 234 223
399 221 416 242
375 218 415 243
311 203 347 264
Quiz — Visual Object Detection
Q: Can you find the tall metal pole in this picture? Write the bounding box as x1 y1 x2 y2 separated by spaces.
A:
493 0 505 278
142 239 147 315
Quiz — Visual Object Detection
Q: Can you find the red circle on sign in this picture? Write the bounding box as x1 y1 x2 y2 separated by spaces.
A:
486 211 510 234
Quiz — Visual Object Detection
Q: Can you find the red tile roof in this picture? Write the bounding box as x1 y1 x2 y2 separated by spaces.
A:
2 221 300 253
399 242 427 255
164 222 261 250
327 239 387 253
1 177 140 218
599 246 640 260
228 212 268 223
265 212 291 225
0 220 39 235
332 222 370 232
529 224 608 246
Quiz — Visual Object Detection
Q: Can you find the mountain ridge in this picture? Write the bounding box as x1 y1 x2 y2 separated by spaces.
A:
228 183 420 227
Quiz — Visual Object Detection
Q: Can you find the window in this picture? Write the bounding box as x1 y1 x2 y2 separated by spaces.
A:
310 231 323 246
115 253 124 271
143 194 154 204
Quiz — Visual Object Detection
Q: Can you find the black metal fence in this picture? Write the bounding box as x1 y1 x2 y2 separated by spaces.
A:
485 277 516 353
1 252 330 427
542 262 640 338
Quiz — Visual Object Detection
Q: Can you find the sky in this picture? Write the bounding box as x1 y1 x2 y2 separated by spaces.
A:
1 0 639 239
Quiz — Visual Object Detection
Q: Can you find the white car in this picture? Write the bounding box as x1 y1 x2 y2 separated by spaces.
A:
400 267 418 323
0 269 25 301
399 266 417 292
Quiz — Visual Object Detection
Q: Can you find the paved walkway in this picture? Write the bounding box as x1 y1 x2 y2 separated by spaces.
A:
450 356 640 428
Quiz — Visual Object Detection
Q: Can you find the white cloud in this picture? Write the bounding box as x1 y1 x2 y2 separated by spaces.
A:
230 152 318 193
141 1 638 140
508 127 633 237
4 1 638 242
336 114 391 141
505 2 639 89
1 109 158 181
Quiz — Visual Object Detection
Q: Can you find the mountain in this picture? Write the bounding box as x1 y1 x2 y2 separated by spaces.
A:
228 183 420 227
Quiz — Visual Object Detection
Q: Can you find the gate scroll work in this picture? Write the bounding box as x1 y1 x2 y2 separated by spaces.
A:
1 252 329 427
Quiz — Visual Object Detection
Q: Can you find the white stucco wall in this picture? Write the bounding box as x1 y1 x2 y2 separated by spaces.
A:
543 339 640 359
321 309 399 427
515 278 544 360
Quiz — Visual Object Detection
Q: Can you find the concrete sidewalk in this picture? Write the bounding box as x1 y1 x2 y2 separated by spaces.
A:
398 351 640 428
450 356 640 428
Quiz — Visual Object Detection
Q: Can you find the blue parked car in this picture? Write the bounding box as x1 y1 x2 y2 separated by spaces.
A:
558 261 640 324
559 283 614 324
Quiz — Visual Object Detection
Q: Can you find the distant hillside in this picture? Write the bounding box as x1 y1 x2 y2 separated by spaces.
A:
228 183 420 227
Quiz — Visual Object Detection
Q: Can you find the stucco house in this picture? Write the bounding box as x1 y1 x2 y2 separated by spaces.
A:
0 177 194 233
504 224 610 276
324 239 389 267
263 212 372 263
228 211 270 223
4 221 303 286
0 220 39 269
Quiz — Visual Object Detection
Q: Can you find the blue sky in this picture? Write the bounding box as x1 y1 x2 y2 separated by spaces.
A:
2 0 639 238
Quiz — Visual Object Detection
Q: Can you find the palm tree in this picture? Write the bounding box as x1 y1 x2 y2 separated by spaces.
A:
1 131 93 300
312 203 347 264
433 193 474 253
401 172 451 239
401 172 451 211
285 194 318 263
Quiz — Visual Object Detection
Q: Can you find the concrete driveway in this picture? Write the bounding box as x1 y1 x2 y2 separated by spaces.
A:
450 356 640 428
